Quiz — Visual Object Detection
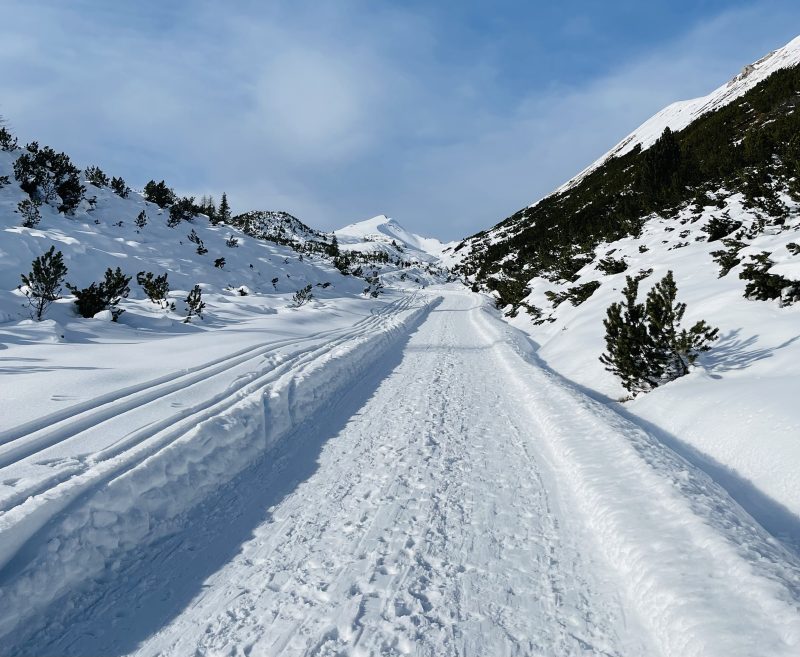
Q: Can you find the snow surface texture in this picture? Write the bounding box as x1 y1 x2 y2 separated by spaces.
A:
555 34 800 195
4 290 799 657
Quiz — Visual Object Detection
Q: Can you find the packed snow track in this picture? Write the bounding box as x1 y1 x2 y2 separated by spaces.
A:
2 289 800 656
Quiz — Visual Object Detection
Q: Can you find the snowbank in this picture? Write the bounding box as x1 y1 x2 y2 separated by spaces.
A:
0 292 436 642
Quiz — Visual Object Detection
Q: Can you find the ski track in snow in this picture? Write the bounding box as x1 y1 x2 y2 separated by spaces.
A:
3 289 800 656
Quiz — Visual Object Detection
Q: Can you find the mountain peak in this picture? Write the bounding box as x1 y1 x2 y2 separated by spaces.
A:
335 215 451 261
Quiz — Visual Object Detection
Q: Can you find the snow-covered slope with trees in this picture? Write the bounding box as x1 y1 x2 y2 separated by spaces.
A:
453 36 800 532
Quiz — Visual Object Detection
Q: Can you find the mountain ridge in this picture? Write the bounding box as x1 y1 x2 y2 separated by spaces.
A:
552 34 800 199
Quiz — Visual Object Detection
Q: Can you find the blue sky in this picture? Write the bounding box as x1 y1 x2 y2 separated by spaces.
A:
2 1 800 239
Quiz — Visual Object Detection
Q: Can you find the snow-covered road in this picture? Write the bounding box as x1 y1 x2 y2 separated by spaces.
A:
4 290 800 656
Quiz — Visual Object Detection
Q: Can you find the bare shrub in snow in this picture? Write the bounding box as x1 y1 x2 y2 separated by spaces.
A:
291 284 313 307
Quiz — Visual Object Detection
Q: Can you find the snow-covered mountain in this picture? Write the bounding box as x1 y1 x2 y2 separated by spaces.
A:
335 214 454 263
556 33 800 195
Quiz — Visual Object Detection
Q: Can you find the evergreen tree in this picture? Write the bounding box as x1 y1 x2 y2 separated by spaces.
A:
710 237 746 277
168 196 196 227
110 176 130 198
290 284 313 307
137 271 172 308
327 235 340 258
184 285 205 322
14 143 84 212
66 268 131 321
17 198 42 228
600 271 717 394
135 210 148 230
84 166 109 188
143 180 177 208
200 195 219 224
0 125 18 151
20 246 68 320
739 252 796 301
187 228 207 254
644 271 718 380
599 276 654 394
218 193 231 224
596 256 627 275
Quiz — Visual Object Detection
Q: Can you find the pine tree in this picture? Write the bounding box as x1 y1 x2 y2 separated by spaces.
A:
201 195 219 224
168 196 196 227
184 285 205 322
218 193 231 224
0 124 18 151
17 198 42 228
20 246 68 320
187 229 207 255
110 176 129 198
327 235 340 258
135 210 147 230
84 166 109 188
600 271 718 394
14 143 84 212
143 180 176 208
599 276 654 394
739 252 793 301
137 271 171 308
645 271 718 379
66 267 131 320
290 284 313 307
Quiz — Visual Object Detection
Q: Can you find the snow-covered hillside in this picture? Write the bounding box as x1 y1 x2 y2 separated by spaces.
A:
452 35 800 541
0 128 453 649
0 152 447 331
506 191 800 526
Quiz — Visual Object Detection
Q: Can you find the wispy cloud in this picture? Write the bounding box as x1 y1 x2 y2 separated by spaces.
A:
1 1 799 239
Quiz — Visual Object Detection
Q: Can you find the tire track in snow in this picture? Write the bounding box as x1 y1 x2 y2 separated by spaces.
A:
0 295 415 475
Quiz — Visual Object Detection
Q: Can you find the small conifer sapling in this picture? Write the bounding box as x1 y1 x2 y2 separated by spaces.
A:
20 246 68 320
